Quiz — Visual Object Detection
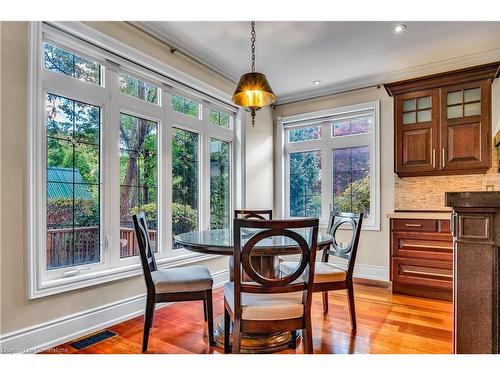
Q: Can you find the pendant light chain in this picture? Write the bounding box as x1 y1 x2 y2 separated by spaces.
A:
251 21 256 72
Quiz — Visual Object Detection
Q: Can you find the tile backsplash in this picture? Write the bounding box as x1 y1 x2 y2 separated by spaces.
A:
394 147 500 211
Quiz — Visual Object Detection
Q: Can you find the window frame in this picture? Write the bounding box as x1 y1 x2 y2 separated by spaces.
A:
277 101 380 230
28 22 243 299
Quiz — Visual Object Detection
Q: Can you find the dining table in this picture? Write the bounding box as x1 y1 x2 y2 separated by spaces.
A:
175 227 334 353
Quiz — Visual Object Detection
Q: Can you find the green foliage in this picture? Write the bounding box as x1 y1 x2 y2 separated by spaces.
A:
210 140 230 229
289 151 321 217
172 202 198 234
47 198 99 227
334 176 370 214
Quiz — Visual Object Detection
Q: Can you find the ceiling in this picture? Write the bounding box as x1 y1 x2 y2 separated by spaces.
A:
135 21 500 103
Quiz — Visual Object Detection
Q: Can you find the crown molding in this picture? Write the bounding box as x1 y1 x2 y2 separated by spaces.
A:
131 21 241 83
276 48 500 105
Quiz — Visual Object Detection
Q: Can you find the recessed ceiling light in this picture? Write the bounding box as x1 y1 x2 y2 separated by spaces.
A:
312 80 322 85
394 24 407 33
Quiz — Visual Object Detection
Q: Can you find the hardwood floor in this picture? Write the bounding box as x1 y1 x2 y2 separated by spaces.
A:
42 280 452 354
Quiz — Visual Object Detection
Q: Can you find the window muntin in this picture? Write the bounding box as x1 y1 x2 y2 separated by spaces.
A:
288 126 321 143
172 128 200 247
402 95 432 124
209 110 231 129
45 93 101 270
172 95 201 119
332 146 370 216
289 151 322 217
119 74 159 105
44 43 101 85
119 114 158 258
210 138 231 229
447 87 481 119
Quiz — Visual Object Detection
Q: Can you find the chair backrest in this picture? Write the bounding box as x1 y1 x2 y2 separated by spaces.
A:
232 217 319 318
326 212 363 278
132 212 158 290
234 209 272 221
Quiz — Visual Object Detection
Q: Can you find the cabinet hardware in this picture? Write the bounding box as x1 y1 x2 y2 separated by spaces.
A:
405 224 422 227
442 148 446 168
432 149 436 168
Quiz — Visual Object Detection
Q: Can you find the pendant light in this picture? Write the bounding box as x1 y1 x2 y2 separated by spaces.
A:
232 21 277 126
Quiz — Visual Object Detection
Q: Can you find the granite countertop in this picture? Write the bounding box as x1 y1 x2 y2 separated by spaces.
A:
386 211 452 220
445 191 500 208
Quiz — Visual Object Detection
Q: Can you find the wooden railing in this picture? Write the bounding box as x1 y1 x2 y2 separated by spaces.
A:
46 226 157 269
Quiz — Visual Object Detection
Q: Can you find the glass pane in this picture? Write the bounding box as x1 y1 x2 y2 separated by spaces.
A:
119 114 158 258
44 43 100 85
172 128 199 247
46 94 74 140
417 109 432 122
172 95 200 119
447 105 463 119
464 102 481 117
403 112 416 124
119 74 159 105
464 88 481 103
403 99 416 112
210 139 231 230
289 126 321 142
45 94 101 270
417 96 431 109
332 146 370 215
447 91 462 106
209 110 231 129
332 115 372 137
289 151 321 217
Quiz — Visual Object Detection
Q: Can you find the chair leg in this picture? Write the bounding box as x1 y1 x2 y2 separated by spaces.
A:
203 298 208 322
347 283 357 331
232 319 241 354
289 330 298 349
224 305 231 354
302 315 313 354
142 297 155 353
206 289 215 346
322 291 329 313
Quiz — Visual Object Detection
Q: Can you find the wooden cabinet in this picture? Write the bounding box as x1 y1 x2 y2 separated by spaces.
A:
386 62 499 177
390 218 453 301
446 191 500 354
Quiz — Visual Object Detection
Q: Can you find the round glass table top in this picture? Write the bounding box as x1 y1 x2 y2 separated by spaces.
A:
175 228 333 256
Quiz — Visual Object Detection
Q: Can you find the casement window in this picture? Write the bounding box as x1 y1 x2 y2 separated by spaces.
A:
278 101 380 230
29 23 240 298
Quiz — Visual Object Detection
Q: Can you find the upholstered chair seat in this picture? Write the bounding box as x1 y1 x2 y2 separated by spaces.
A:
151 265 213 293
224 282 304 320
281 261 347 283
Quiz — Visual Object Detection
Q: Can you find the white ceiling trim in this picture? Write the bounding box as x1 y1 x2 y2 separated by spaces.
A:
275 48 500 105
132 21 240 83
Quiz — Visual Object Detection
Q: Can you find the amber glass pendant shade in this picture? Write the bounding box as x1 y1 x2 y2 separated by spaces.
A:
232 72 277 110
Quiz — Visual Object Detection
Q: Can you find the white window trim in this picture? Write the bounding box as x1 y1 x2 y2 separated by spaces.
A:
27 22 245 299
275 101 380 231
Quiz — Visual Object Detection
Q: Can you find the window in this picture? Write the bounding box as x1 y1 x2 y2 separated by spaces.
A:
46 94 101 269
119 114 158 258
119 74 159 105
210 138 231 229
172 128 199 246
172 94 200 119
209 109 231 129
44 43 101 85
402 95 432 124
29 24 240 298
280 102 380 229
447 87 481 119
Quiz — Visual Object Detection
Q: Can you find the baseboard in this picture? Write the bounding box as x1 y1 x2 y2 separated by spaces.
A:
0 269 229 354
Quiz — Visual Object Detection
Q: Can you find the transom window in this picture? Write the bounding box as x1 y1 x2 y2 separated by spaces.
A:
281 102 380 230
30 25 239 298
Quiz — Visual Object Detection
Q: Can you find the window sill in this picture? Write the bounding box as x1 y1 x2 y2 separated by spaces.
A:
30 251 221 300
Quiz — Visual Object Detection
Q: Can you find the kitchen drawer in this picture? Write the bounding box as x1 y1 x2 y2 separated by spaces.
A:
391 219 437 232
392 232 453 261
391 257 453 290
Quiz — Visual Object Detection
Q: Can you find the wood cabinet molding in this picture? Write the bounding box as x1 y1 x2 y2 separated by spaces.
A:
384 61 500 97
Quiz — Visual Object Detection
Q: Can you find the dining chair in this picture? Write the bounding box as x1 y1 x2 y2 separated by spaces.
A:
280 212 363 330
132 212 215 352
224 217 319 354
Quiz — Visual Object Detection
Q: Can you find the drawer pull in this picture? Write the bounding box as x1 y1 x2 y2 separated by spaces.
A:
402 269 452 280
405 224 422 227
404 244 453 250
